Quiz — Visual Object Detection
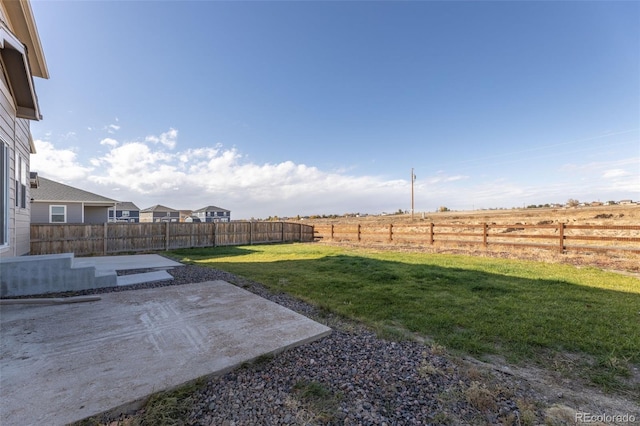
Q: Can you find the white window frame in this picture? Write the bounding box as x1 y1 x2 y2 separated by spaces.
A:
0 141 8 247
49 205 67 223
19 156 27 209
14 153 19 207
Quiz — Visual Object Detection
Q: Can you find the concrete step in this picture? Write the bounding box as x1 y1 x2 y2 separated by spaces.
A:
94 270 118 288
1 253 101 297
116 270 174 287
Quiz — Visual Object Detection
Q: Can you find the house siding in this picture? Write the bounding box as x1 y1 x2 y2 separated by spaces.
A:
109 208 140 222
84 206 109 224
30 203 49 223
153 212 180 222
13 119 30 255
31 202 83 223
140 210 179 222
0 61 32 257
139 212 152 223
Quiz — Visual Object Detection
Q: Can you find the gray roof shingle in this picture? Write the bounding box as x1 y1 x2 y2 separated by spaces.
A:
140 204 178 213
114 201 140 211
31 177 116 204
193 205 230 213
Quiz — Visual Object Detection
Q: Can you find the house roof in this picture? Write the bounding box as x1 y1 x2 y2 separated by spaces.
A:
140 204 178 213
31 177 117 205
114 201 140 211
0 0 48 126
0 0 48 79
193 205 230 213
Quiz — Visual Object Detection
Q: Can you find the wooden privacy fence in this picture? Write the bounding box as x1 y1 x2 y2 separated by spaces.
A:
31 222 314 256
314 222 640 254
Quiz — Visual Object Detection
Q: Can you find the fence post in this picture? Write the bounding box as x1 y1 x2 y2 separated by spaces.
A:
429 223 434 245
281 221 285 242
389 224 393 242
559 223 565 253
483 223 488 248
165 222 170 251
357 224 361 242
213 223 217 247
331 224 334 240
249 221 253 245
103 222 108 255
299 223 302 242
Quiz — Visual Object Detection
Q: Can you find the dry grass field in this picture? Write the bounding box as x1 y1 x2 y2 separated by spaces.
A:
306 204 640 273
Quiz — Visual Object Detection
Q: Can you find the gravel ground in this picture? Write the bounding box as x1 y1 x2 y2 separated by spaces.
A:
13 260 638 425
87 263 550 425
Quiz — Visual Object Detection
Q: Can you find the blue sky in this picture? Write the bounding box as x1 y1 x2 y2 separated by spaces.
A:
29 1 639 219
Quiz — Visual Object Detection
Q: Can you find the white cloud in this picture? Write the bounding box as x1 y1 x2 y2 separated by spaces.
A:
602 169 630 179
144 128 178 149
61 131 77 140
31 140 93 181
105 124 120 134
426 174 469 184
99 138 119 147
31 129 640 218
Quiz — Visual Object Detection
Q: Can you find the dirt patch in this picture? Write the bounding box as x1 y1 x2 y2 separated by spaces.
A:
464 354 640 424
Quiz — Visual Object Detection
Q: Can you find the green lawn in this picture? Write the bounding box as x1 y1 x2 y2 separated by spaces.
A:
170 243 640 393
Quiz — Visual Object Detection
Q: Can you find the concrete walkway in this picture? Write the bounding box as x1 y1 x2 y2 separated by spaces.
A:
0 281 331 426
72 254 183 273
73 254 184 287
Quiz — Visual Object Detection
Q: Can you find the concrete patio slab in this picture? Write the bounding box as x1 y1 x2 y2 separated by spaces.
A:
0 281 331 426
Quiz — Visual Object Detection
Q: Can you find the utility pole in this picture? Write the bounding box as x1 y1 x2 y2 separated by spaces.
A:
411 168 416 220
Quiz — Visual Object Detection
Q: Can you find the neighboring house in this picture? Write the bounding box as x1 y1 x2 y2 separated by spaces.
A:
193 205 231 223
109 201 140 223
30 176 117 224
179 209 193 222
0 0 49 257
139 204 180 223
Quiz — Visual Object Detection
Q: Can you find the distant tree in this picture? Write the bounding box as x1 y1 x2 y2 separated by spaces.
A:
438 206 450 212
567 199 580 207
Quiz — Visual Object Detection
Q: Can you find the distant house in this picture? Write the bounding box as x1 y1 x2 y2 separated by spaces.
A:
30 176 117 224
0 0 49 256
109 201 140 223
178 209 193 222
619 199 634 205
139 204 180 223
193 205 231 223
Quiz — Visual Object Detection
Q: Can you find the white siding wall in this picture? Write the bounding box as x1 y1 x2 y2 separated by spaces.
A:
14 118 31 255
0 60 33 257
